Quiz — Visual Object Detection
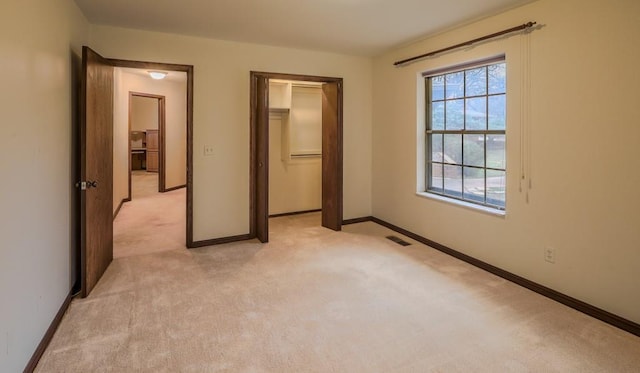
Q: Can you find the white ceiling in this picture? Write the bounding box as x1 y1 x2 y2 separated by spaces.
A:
74 0 533 56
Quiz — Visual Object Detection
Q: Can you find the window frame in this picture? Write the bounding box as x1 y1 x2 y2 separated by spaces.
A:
423 56 507 211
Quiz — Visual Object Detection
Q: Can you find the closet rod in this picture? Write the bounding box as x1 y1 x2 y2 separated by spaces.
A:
291 153 322 158
393 21 537 67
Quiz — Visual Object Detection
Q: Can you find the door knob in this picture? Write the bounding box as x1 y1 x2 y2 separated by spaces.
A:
75 180 98 190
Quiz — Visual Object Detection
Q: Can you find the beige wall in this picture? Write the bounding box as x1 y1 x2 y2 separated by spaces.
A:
164 79 188 190
113 68 188 211
0 0 89 371
92 26 373 241
130 96 159 131
289 86 323 156
269 118 322 215
372 0 640 324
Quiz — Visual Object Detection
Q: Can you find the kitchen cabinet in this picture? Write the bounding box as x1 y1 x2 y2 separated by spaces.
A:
130 129 159 172
146 129 159 172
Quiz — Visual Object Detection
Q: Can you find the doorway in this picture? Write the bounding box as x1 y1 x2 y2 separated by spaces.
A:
128 92 165 196
268 81 323 217
113 68 188 258
250 72 343 243
79 46 194 297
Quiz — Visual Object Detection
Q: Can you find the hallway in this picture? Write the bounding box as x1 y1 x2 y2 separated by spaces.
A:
113 171 186 258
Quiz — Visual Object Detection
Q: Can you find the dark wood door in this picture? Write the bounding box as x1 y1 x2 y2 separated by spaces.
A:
321 81 343 231
255 76 269 242
80 46 114 297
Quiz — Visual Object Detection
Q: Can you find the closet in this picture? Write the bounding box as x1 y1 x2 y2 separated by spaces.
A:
268 80 323 215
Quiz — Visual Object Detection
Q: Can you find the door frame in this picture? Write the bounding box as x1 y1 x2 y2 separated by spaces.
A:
127 92 166 196
108 58 195 247
249 71 343 242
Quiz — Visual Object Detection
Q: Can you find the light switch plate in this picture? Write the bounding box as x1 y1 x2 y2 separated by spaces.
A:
544 247 556 263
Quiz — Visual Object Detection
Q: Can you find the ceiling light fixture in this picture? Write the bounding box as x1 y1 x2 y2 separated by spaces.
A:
148 71 168 80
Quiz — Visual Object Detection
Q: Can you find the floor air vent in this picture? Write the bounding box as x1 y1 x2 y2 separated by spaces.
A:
386 235 411 246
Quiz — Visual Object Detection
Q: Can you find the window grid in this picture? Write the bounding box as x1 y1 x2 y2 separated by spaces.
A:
426 62 506 210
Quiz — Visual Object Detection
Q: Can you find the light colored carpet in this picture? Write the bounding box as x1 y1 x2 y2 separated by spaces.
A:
113 171 186 258
37 213 640 372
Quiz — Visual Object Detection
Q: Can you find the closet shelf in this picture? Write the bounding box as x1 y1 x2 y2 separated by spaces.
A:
269 107 290 113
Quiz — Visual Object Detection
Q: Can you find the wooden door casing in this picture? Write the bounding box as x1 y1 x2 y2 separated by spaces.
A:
255 76 269 242
321 81 343 231
250 72 343 242
127 93 166 194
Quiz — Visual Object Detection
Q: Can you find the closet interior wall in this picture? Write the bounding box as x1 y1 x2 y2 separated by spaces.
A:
268 80 323 215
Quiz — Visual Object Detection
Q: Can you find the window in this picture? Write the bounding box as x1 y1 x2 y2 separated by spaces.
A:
425 58 506 210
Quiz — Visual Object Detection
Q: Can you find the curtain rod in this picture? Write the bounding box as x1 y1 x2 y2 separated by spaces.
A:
393 21 537 67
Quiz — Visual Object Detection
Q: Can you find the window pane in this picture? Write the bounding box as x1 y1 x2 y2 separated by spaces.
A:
488 63 506 94
488 94 506 130
424 59 506 211
465 97 486 130
443 134 462 164
486 169 506 208
486 135 506 169
430 163 443 191
463 134 484 167
431 134 443 162
431 101 445 130
463 167 485 203
465 67 486 96
445 72 464 99
445 99 464 130
431 76 445 101
443 165 462 197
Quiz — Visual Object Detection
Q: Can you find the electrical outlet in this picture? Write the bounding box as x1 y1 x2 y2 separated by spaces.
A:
203 145 214 157
544 247 556 263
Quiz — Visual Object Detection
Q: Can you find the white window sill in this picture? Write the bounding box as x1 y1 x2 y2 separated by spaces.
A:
415 192 506 217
